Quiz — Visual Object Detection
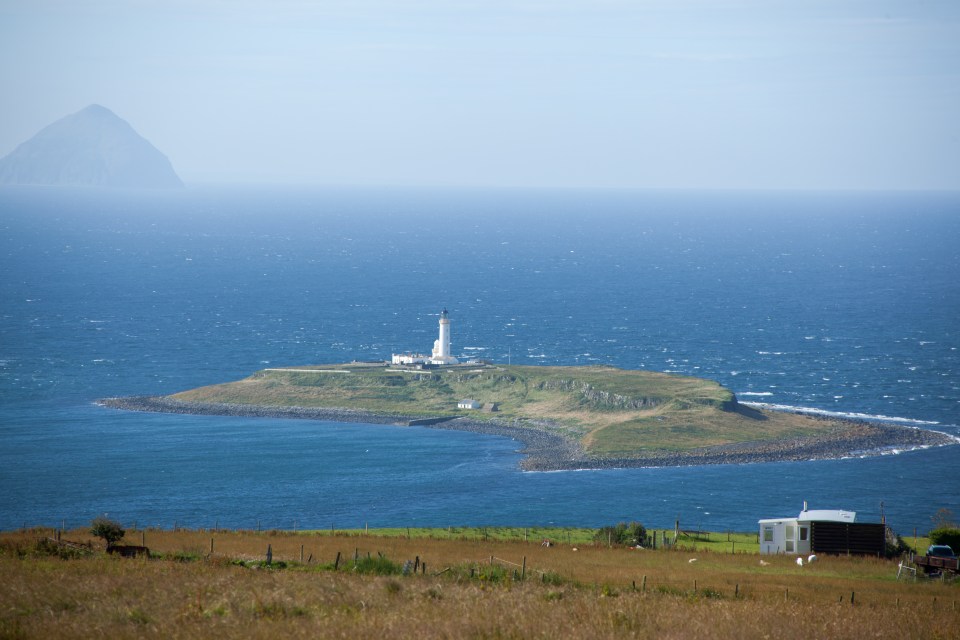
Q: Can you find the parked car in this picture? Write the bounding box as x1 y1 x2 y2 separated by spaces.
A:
926 544 956 558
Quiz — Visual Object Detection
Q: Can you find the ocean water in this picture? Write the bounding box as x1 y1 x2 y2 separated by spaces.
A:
1 186 958 533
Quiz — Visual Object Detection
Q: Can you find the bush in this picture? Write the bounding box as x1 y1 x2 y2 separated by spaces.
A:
90 517 125 548
929 528 960 551
594 522 647 547
351 555 404 576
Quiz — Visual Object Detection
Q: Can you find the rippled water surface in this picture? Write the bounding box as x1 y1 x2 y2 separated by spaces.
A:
1 187 957 531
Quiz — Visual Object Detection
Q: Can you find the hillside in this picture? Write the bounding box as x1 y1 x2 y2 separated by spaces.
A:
165 364 856 458
2 526 955 639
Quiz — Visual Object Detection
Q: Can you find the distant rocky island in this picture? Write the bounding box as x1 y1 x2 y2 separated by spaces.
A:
100 362 957 471
0 104 183 188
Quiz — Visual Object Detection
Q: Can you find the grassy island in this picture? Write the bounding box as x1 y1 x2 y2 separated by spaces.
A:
101 363 954 469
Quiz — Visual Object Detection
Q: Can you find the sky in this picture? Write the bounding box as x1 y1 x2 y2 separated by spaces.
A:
1 0 958 189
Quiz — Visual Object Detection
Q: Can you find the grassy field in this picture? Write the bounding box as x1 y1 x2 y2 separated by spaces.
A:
170 364 842 457
2 527 957 639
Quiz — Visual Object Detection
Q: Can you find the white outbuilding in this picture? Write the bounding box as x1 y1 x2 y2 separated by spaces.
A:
458 399 481 410
759 503 856 555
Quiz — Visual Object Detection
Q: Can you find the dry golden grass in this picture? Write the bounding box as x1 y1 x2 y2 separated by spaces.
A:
2 528 958 639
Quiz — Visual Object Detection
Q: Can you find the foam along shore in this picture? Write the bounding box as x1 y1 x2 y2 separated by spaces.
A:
97 396 956 471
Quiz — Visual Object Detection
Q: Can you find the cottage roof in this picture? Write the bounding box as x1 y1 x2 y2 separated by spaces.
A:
798 509 856 523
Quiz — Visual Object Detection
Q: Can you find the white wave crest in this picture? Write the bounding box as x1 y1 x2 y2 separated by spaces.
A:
738 392 774 397
741 401 940 426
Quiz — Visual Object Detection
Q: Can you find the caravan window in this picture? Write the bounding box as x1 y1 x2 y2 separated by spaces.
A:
763 527 773 542
800 527 808 542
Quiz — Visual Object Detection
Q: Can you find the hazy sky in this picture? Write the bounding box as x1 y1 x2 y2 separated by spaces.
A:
1 0 958 189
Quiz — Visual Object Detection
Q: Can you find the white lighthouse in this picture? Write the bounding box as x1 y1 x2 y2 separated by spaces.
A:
390 308 461 366
430 308 458 365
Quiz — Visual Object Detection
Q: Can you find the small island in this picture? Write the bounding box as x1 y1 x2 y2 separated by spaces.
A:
100 310 956 470
100 361 955 470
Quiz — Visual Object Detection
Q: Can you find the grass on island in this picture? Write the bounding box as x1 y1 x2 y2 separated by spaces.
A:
169 364 841 457
2 526 956 639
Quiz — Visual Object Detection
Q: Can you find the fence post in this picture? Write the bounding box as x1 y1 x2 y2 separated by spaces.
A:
642 575 647 593
735 583 739 598
300 545 304 563
850 591 855 606
521 556 526 580
210 537 214 555
266 544 272 566
334 551 341 569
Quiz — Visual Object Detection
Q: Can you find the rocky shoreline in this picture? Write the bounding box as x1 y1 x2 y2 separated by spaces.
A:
97 396 957 472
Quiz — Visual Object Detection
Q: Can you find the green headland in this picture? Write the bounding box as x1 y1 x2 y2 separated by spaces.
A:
102 362 953 469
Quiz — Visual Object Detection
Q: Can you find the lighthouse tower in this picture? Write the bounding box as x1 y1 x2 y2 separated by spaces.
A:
431 308 458 364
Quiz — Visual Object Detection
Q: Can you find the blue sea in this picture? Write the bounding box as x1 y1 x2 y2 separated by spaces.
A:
1 186 958 534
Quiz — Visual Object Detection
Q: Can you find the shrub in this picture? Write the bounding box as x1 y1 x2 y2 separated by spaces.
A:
929 528 960 551
90 517 125 548
352 555 404 576
594 522 647 547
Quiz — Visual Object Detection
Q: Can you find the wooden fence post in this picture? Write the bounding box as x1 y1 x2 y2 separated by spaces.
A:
642 575 647 593
266 544 272 566
521 556 526 580
334 551 341 570
300 544 304 563
210 537 214 555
